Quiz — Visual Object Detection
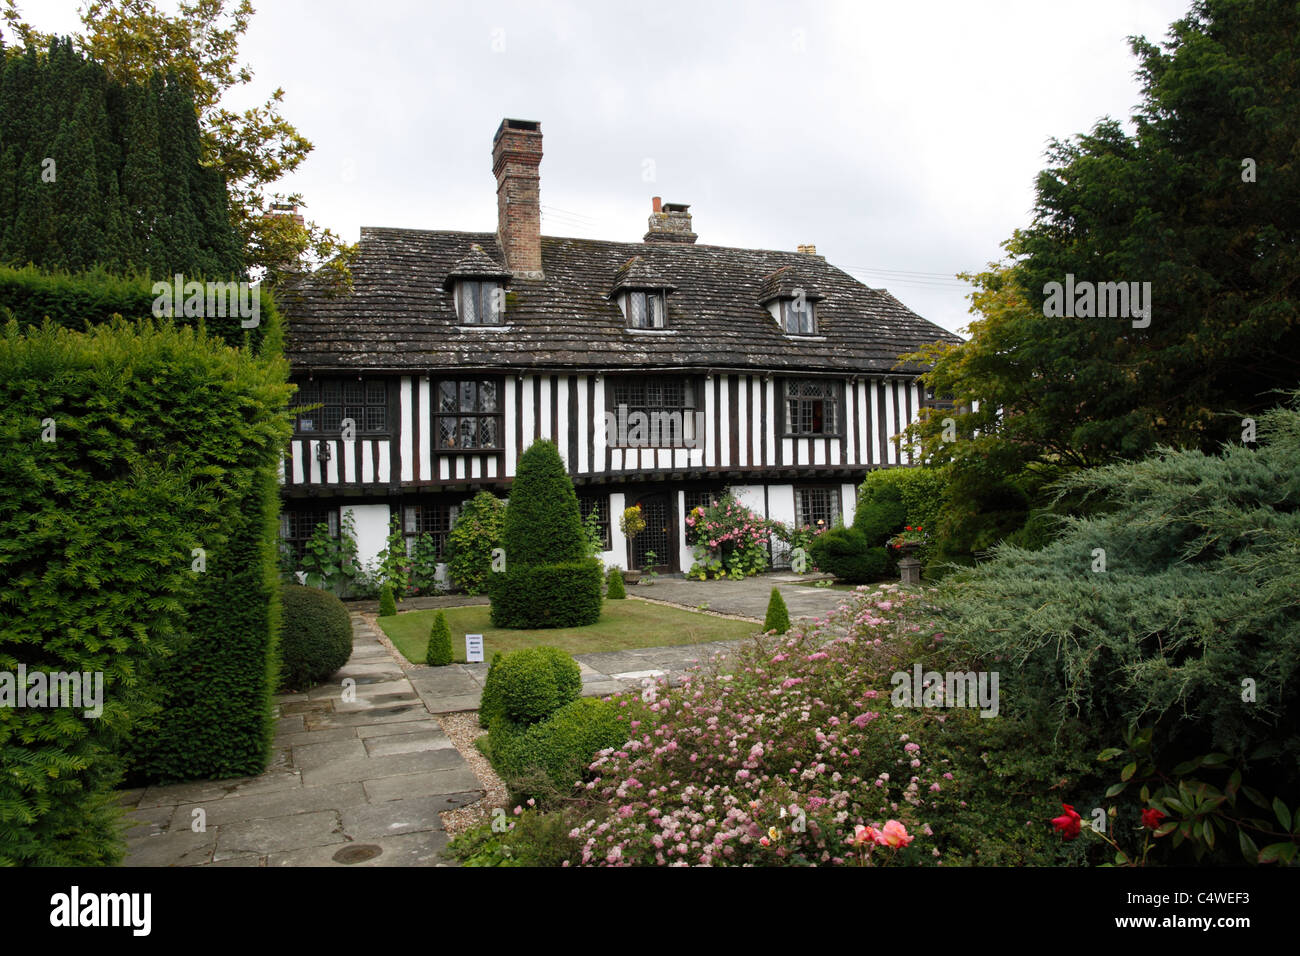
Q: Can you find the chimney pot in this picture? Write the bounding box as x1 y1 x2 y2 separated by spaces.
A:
652 196 662 213
492 118 544 278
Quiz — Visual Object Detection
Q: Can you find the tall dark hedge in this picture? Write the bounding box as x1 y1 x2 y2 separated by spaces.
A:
0 37 242 278
0 318 291 863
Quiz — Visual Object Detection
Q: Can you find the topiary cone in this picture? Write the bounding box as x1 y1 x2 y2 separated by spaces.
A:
426 610 453 666
764 587 791 634
378 584 397 617
606 565 627 599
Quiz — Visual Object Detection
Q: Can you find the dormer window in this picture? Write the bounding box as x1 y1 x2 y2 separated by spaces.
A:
457 280 504 325
758 265 824 336
627 290 666 329
781 297 815 335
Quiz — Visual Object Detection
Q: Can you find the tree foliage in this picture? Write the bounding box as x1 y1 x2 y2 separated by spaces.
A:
1 0 351 284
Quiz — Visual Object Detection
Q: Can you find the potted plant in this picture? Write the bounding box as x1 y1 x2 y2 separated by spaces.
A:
888 525 927 556
619 504 646 584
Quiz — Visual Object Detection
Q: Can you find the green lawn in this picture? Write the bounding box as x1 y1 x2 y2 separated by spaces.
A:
378 598 761 664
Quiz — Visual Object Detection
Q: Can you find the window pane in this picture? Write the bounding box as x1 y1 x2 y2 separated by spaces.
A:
365 405 386 431
479 381 497 412
366 380 386 404
458 418 477 449
483 283 501 324
321 381 341 404
630 292 646 327
438 417 457 448
461 282 477 324
647 294 662 327
439 381 457 412
343 381 364 404
322 405 342 431
459 381 475 412
478 417 498 448
404 506 419 534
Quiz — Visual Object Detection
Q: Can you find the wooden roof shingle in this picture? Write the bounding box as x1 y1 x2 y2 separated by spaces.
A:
280 228 961 374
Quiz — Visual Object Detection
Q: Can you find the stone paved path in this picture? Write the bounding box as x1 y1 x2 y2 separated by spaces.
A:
119 614 484 867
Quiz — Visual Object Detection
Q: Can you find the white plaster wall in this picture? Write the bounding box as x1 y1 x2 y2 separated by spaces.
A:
729 484 767 517
346 503 390 570
606 492 627 570
766 484 796 525
841 482 858 527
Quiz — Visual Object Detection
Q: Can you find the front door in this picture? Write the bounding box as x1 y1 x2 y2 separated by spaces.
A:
628 493 675 571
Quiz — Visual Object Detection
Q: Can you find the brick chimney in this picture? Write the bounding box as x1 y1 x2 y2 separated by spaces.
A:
644 199 697 244
492 118 543 277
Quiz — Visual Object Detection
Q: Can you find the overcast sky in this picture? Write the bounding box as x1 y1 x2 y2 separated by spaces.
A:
26 0 1194 335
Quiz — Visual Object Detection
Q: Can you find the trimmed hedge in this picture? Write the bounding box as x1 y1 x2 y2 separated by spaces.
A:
426 610 453 666
488 697 629 802
279 585 353 689
378 585 397 617
853 482 908 543
0 318 290 863
809 527 890 583
499 440 587 566
488 646 582 726
489 440 602 627
764 588 791 634
489 560 604 629
605 565 626 599
478 652 505 728
0 265 278 352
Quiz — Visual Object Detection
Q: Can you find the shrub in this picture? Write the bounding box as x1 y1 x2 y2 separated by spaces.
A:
857 466 950 539
478 651 505 728
425 610 453 666
378 585 397 617
500 440 587 566
489 559 603 629
408 532 443 597
936 394 1300 804
853 482 908 544
810 527 890 583
490 646 583 726
685 494 770 580
279 585 353 689
374 515 410 598
764 587 790 634
489 697 630 802
0 318 290 862
605 565 627 599
490 440 601 627
444 492 506 594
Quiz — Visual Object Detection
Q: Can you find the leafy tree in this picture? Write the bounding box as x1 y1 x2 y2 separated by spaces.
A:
903 0 1300 563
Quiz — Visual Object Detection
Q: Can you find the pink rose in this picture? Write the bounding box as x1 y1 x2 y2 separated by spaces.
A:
876 820 913 848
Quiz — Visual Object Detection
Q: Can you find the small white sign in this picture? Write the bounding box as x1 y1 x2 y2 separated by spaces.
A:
465 634 485 663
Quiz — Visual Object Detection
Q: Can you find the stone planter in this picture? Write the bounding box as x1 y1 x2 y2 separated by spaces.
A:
621 570 642 586
895 541 922 586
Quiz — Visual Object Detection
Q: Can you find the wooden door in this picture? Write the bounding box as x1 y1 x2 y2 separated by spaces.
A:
628 493 675 571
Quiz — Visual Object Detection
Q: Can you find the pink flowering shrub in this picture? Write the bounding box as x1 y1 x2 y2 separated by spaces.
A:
685 494 772 580
555 585 998 866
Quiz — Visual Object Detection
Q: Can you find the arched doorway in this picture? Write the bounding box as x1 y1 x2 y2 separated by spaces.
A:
627 493 675 572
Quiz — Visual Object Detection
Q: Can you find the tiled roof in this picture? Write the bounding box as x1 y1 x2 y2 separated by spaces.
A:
440 243 511 290
608 255 677 297
280 228 960 373
757 265 825 304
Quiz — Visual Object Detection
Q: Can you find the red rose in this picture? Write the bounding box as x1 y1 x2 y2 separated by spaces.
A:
1051 803 1082 840
1141 808 1166 830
